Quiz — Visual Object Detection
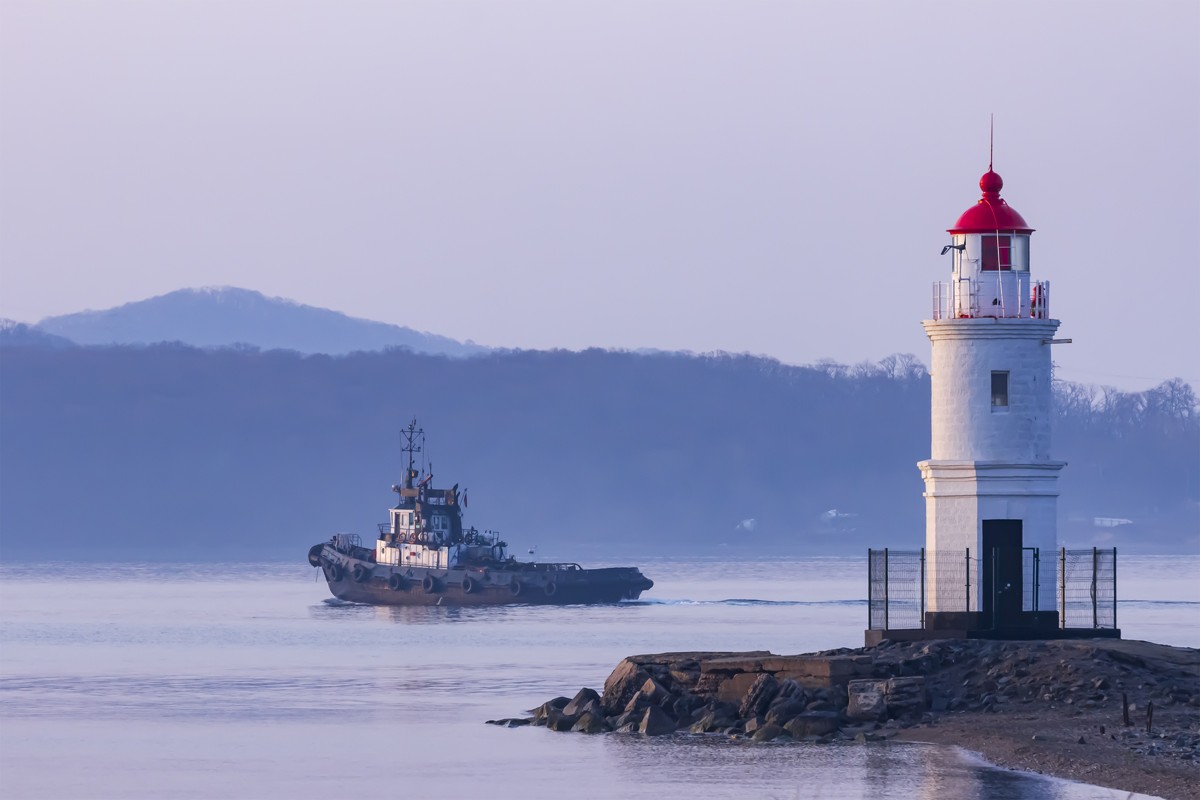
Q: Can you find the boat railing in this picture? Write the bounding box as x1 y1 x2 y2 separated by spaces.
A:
523 562 583 572
331 533 361 553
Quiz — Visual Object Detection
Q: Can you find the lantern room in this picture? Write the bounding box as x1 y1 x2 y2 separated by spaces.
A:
933 169 1049 321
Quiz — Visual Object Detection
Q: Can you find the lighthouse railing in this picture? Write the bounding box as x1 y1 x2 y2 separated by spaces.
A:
868 546 1118 633
932 278 1050 320
868 548 924 630
1059 547 1118 629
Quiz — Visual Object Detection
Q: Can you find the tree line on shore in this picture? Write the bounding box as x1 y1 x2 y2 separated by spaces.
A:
1 339 1195 561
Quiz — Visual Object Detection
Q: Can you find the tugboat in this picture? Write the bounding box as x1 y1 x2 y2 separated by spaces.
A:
307 420 654 606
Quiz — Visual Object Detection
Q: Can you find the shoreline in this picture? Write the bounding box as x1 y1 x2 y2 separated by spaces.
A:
889 638 1200 800
498 638 1199 800
891 699 1199 800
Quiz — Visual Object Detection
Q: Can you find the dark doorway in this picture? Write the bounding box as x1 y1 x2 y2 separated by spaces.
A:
982 519 1023 628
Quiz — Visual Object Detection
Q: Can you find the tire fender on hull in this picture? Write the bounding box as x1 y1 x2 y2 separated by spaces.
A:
352 563 372 583
327 563 344 582
462 576 478 594
423 575 441 594
388 573 407 591
307 545 324 567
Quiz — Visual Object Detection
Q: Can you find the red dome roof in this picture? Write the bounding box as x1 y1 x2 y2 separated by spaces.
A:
948 169 1033 234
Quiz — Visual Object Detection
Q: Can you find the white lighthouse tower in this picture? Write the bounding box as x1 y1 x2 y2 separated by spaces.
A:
919 164 1064 631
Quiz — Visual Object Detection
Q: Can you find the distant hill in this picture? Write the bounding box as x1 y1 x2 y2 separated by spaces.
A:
32 287 485 356
0 320 75 349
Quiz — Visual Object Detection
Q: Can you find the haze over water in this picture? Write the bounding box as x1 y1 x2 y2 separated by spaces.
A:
1 555 1193 799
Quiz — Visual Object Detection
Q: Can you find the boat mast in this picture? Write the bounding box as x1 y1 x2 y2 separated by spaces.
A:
400 418 424 490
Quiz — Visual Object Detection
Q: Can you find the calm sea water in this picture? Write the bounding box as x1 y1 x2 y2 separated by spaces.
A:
1 555 1195 800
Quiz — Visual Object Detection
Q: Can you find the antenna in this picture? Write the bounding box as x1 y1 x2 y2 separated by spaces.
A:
400 418 424 489
989 114 994 171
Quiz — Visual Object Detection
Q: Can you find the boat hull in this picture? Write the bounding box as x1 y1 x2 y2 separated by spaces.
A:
311 544 653 607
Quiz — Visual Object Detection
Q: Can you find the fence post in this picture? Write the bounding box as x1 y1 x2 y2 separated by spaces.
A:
883 548 889 631
867 549 871 629
1092 546 1099 630
1033 548 1040 611
920 547 926 629
1060 547 1066 629
964 547 971 613
1113 547 1118 630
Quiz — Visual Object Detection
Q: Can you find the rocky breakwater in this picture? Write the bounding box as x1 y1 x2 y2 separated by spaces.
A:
488 648 933 742
488 639 1200 800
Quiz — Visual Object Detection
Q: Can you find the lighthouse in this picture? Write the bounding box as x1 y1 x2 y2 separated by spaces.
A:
918 165 1064 632
864 159 1118 645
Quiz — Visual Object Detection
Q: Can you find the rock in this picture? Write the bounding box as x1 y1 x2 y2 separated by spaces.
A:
571 712 610 734
689 710 734 734
765 699 807 727
885 676 928 717
855 732 887 743
563 688 601 717
671 694 698 719
784 711 840 739
669 669 698 687
577 699 603 718
623 690 651 714
639 705 677 736
640 677 673 706
609 709 642 729
742 716 766 734
531 697 571 721
485 718 531 727
739 673 780 719
751 724 787 742
1106 650 1146 669
774 679 805 703
846 680 887 721
546 711 578 732
673 708 698 727
602 660 654 714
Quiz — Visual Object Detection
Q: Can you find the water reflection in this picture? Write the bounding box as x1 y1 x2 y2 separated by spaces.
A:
602 736 1154 800
307 598 639 625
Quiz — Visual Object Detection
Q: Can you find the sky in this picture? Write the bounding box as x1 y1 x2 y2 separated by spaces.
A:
1 0 1197 391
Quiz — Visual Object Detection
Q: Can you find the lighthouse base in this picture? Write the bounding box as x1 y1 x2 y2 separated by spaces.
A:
865 621 1120 647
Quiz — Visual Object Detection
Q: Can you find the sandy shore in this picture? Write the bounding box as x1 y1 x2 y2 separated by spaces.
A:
895 709 1197 799
882 639 1199 800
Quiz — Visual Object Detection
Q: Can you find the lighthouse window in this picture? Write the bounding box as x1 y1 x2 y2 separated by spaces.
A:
981 235 1012 271
991 371 1009 408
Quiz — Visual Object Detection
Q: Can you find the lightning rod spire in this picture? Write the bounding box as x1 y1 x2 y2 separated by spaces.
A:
989 114 994 171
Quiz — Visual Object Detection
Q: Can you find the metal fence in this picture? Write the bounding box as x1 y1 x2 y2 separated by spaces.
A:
867 549 923 630
868 547 1117 631
927 548 979 614
1060 548 1118 629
